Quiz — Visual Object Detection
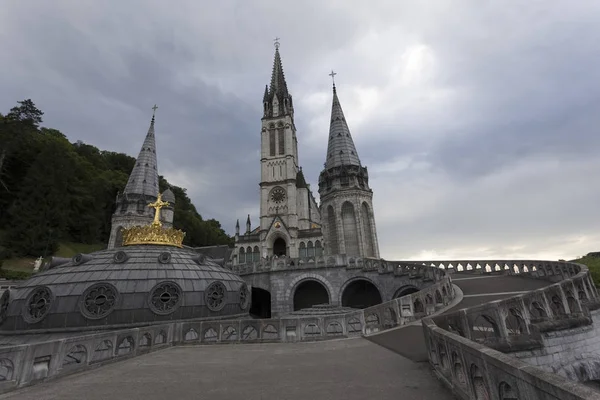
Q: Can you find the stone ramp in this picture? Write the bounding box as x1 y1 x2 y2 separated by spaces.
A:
0 339 454 400
366 274 551 361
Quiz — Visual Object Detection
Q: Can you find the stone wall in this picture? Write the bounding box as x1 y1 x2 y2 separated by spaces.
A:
422 260 600 398
0 270 453 393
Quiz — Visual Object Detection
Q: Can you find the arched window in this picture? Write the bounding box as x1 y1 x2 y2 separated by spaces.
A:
361 202 375 257
307 241 315 257
239 248 245 264
342 202 360 256
299 242 307 258
327 205 339 254
278 128 285 155
315 240 323 256
253 246 260 262
246 247 252 258
269 130 276 156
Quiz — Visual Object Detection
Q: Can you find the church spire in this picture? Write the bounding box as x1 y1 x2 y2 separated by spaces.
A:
263 39 293 118
123 107 159 197
324 82 361 170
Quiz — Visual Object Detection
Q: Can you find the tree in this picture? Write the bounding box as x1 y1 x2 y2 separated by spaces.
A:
6 137 74 256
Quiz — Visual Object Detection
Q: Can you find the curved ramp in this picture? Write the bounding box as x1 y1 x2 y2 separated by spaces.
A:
365 272 550 361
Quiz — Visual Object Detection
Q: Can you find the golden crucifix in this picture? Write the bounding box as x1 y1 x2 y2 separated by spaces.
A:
148 192 170 226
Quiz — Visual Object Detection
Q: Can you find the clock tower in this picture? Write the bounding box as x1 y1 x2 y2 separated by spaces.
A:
234 42 323 264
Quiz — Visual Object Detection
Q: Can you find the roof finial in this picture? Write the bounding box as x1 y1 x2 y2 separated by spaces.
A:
329 70 337 88
274 37 280 50
152 104 158 118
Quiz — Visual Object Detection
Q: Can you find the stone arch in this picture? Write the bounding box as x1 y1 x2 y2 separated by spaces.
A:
435 290 443 304
505 308 525 335
117 336 134 355
326 205 339 254
361 202 375 257
292 279 330 311
239 247 246 263
267 232 288 258
413 298 425 314
470 364 490 400
452 351 467 386
155 330 167 344
285 274 335 307
499 381 518 400
340 277 382 309
471 315 499 342
341 202 360 256
530 301 547 319
393 285 420 299
315 240 323 256
252 246 260 262
140 333 152 347
250 286 271 318
0 359 13 381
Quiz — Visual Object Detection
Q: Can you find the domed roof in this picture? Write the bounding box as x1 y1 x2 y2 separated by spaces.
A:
0 245 248 333
162 188 176 203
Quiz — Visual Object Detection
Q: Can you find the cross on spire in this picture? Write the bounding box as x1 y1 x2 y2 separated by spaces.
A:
274 37 280 50
152 104 158 117
329 70 337 87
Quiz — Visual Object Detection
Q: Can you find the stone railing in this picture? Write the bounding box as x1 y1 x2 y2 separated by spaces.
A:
422 260 600 399
0 264 455 392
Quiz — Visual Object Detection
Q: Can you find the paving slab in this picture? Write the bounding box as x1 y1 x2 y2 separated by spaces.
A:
0 339 454 400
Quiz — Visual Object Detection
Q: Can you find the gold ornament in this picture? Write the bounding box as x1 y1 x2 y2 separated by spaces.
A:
121 192 186 247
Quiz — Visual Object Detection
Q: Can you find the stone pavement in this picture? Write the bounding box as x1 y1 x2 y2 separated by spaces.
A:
0 339 453 400
366 273 551 361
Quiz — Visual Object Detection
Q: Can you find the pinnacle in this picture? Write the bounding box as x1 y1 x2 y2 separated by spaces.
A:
324 86 361 169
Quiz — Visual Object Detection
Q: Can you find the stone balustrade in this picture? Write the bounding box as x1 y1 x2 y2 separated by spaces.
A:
422 260 600 399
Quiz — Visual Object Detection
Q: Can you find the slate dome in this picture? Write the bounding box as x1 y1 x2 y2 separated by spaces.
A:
0 245 249 333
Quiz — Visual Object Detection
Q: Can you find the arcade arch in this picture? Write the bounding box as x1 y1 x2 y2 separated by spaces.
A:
393 285 420 299
341 278 382 309
293 280 330 311
250 287 271 318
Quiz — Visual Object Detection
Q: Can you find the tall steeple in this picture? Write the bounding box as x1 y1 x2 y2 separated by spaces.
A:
107 106 168 249
124 108 159 197
318 75 380 259
324 84 361 169
263 41 294 119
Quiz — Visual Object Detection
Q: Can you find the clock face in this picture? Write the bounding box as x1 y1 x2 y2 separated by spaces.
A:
270 187 286 204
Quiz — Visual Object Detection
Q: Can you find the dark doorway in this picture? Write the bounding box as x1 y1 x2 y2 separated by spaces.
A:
393 286 420 299
273 237 287 257
342 280 382 309
250 288 271 318
293 280 329 311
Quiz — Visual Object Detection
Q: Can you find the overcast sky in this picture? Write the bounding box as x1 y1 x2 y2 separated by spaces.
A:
2 1 600 261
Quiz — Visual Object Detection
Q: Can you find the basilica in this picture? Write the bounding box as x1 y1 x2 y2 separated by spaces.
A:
234 45 380 264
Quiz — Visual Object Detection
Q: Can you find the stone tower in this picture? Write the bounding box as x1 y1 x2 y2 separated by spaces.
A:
318 84 380 258
108 111 173 249
234 44 323 263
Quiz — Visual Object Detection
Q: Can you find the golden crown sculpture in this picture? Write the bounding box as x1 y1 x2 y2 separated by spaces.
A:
122 192 186 248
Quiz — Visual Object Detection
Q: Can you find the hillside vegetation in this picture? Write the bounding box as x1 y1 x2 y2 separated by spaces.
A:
0 99 232 271
572 254 600 287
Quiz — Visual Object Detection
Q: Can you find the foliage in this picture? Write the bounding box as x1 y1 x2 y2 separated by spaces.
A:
0 269 32 281
572 255 600 288
0 100 233 257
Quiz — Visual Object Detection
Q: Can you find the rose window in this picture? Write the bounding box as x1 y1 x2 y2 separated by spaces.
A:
270 187 286 204
149 282 182 315
81 283 118 319
24 286 53 323
205 282 227 311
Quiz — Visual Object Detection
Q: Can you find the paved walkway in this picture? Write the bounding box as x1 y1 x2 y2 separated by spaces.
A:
0 339 453 400
365 273 550 361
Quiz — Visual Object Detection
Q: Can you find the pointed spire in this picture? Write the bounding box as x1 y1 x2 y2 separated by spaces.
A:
263 85 269 103
124 109 160 196
264 41 293 118
246 214 251 234
324 84 361 169
235 219 240 236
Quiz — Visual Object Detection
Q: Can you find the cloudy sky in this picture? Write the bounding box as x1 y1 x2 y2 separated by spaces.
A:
2 1 600 261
